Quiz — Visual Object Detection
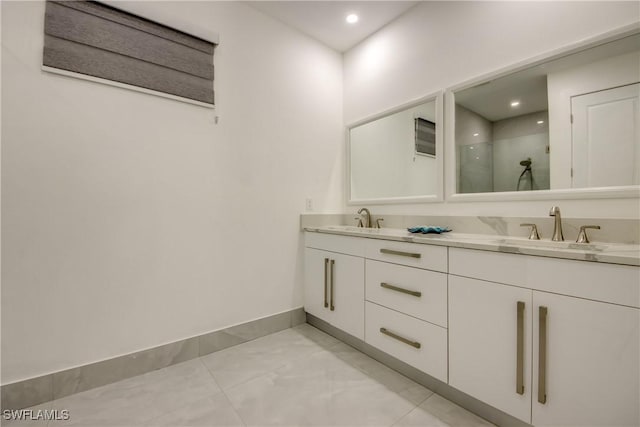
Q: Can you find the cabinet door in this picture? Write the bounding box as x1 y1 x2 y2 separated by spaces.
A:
449 275 533 423
329 251 364 339
304 248 364 340
304 248 331 322
532 291 640 426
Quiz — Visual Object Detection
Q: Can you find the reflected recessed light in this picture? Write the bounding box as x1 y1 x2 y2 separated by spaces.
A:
473 133 479 137
346 14 358 24
469 146 474 150
510 100 520 107
475 157 480 160
537 120 545 124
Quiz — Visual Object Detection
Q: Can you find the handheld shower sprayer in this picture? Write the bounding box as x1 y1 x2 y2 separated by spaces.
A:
517 157 533 191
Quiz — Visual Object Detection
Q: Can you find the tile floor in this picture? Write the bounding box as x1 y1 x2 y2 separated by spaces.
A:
3 324 494 427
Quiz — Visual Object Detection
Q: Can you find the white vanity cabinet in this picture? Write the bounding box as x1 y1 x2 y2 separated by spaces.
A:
449 247 640 426
449 275 533 422
531 291 639 427
304 233 365 340
363 239 449 382
304 232 448 380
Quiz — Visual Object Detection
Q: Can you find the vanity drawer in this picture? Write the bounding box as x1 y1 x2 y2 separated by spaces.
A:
449 247 526 286
305 232 365 257
365 260 447 327
365 301 447 382
365 239 447 272
528 257 640 308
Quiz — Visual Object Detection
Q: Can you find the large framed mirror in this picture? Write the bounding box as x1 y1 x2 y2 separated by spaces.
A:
347 92 444 204
445 24 640 201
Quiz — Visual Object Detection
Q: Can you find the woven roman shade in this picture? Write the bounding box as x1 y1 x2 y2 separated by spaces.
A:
44 1 216 105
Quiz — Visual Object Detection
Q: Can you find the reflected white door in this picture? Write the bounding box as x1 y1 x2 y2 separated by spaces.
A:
571 83 639 188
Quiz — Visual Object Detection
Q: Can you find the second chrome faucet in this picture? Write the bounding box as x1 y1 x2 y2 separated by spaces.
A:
356 208 371 228
549 206 564 241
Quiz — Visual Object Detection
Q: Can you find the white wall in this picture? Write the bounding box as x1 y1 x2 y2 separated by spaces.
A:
1 1 344 383
344 1 640 218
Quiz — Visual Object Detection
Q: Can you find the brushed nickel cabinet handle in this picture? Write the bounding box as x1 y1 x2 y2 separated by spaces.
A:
379 327 421 349
380 248 421 259
538 306 548 404
323 258 329 308
329 259 335 311
516 301 525 395
380 282 422 298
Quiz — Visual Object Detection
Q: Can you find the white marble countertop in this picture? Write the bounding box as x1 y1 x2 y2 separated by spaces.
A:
304 225 640 266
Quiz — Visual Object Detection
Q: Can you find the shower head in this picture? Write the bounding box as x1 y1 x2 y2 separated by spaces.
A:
520 158 532 167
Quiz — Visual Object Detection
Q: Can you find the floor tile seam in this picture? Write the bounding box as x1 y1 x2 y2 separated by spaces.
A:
206 344 332 391
323 340 431 398
416 389 436 406
389 398 429 427
195 354 289 396
214 382 248 427
216 362 289 393
194 357 225 393
123 360 229 425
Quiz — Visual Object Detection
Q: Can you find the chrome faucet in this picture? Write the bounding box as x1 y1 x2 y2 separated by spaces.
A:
549 206 564 241
357 208 372 228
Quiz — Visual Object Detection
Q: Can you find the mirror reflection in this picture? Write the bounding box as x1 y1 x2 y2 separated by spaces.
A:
455 32 639 194
350 99 438 201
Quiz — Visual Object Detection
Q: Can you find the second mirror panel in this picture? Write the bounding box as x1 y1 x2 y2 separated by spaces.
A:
455 32 639 194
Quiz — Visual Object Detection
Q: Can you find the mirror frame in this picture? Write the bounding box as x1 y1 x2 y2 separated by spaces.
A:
444 23 640 202
347 91 444 205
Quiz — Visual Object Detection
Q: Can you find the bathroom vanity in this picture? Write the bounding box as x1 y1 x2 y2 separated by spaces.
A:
303 227 640 427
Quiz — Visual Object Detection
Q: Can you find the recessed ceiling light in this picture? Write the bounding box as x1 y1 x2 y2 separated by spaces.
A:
346 14 358 24
537 120 545 124
510 100 520 107
469 146 474 150
473 133 479 137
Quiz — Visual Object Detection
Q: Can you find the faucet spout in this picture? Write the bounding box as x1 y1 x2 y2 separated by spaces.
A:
549 206 564 241
357 208 372 228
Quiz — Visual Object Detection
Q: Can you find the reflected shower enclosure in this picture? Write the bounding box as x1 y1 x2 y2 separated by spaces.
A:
456 105 551 193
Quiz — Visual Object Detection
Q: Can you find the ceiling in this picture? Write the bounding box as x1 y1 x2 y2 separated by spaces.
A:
245 1 418 52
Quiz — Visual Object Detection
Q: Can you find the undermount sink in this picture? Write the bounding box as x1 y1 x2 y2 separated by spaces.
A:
322 225 411 237
492 237 611 251
324 225 378 233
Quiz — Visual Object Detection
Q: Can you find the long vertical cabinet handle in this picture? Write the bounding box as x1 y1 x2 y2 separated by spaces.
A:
323 258 329 308
538 306 548 404
329 260 335 311
516 301 525 395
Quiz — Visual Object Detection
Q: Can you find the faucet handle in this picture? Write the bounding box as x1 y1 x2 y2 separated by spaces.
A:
576 225 600 244
354 217 364 228
520 223 541 240
376 218 384 229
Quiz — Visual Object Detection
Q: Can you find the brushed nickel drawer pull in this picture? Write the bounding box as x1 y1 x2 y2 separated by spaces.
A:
329 259 335 311
379 327 421 349
538 306 548 404
323 258 329 308
380 248 421 259
516 301 525 395
380 282 422 298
